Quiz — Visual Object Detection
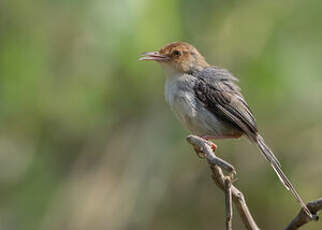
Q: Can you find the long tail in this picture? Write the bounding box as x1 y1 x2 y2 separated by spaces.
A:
256 134 312 217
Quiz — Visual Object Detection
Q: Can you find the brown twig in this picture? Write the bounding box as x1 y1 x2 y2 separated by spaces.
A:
225 177 233 230
186 135 322 230
186 135 235 175
285 198 322 230
186 135 259 230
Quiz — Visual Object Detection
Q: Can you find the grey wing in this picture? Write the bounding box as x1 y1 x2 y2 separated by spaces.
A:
193 67 258 141
194 69 314 211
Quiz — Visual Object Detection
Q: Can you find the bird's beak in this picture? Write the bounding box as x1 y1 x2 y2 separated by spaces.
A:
139 51 169 62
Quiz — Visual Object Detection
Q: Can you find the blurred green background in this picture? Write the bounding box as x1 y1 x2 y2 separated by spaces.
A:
1 0 322 229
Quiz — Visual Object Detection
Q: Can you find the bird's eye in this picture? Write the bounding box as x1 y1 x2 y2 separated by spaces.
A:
173 50 181 56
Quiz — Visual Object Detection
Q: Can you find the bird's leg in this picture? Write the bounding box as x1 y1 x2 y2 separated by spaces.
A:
201 134 242 151
202 134 242 152
202 134 242 140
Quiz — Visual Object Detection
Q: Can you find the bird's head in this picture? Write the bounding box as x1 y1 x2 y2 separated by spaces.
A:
140 42 209 74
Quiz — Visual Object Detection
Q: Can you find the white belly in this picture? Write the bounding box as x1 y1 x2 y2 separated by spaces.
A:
164 74 228 136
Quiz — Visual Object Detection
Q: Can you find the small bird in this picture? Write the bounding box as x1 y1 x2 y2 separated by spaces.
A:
140 41 312 217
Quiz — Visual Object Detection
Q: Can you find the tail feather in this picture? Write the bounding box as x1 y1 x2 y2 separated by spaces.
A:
256 135 281 167
256 134 312 217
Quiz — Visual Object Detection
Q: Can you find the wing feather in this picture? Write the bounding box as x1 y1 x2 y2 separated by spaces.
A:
193 67 258 140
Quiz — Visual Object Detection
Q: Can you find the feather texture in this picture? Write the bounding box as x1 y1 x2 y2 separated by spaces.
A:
190 67 310 216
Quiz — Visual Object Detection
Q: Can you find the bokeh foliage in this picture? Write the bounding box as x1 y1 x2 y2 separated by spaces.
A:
0 0 322 229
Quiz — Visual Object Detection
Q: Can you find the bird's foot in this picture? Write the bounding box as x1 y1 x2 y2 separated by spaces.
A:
193 137 217 158
194 147 206 159
201 136 217 152
209 142 217 151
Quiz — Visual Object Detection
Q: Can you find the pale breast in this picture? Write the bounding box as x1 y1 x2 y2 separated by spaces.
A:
164 74 231 136
165 72 244 137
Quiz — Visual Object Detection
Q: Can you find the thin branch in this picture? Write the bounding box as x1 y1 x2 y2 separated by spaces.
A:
186 135 321 230
186 135 235 175
210 159 260 230
285 198 322 230
225 177 233 230
186 135 259 230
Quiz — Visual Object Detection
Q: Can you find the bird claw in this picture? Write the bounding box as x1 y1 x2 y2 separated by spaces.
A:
193 140 217 159
194 147 206 159
201 136 217 152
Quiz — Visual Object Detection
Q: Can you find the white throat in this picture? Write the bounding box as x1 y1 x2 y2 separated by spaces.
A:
160 63 181 79
161 65 186 108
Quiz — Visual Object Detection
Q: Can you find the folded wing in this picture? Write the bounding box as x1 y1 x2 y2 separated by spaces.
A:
193 67 258 141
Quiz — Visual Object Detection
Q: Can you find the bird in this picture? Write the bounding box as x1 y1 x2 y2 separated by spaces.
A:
139 41 312 217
